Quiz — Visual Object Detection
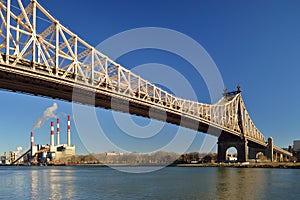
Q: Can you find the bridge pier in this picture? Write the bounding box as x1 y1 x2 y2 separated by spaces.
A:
266 137 274 162
279 154 283 162
248 147 266 160
284 155 290 162
273 152 285 162
274 152 278 162
217 133 280 163
217 133 248 162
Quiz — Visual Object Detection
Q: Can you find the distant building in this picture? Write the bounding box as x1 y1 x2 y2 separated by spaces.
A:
1 152 7 165
9 151 16 164
0 152 16 165
294 140 300 151
106 152 124 156
293 140 300 161
226 154 237 161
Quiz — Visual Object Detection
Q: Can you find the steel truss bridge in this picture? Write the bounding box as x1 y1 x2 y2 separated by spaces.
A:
0 0 292 162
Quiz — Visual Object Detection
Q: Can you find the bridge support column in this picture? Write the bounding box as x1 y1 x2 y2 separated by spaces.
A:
284 155 289 162
279 154 283 162
266 137 274 162
217 133 248 163
248 147 267 160
274 152 278 162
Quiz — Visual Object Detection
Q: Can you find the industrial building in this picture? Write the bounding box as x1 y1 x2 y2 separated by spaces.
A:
0 152 16 165
5 115 76 165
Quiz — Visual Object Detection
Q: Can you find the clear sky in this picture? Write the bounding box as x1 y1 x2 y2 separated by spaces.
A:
1 0 300 155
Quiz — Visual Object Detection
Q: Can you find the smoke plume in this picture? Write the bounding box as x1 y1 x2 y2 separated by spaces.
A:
34 103 58 129
15 146 23 156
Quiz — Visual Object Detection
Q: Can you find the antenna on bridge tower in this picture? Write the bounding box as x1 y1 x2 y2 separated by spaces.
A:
237 84 242 93
223 85 242 98
223 87 227 96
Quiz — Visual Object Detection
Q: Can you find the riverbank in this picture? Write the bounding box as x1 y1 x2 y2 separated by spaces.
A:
175 162 300 169
4 162 300 169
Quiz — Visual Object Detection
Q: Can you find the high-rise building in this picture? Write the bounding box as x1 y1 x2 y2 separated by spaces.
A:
293 140 300 151
293 140 300 161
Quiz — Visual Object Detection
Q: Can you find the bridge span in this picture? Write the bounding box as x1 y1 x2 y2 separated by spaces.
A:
0 0 292 162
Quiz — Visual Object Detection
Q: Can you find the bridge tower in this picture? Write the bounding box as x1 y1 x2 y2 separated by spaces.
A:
218 85 249 162
217 86 277 163
217 85 249 162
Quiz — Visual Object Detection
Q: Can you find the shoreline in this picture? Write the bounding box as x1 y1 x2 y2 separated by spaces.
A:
2 162 300 169
174 162 300 169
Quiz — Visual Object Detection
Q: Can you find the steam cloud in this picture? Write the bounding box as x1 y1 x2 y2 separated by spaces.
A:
15 146 23 156
34 103 58 129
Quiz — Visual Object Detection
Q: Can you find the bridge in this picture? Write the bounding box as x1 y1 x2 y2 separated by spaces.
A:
0 0 292 162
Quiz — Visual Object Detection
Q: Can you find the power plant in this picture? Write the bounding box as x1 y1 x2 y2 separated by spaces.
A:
1 115 76 165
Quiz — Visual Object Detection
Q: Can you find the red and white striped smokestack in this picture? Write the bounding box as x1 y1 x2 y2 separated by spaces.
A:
50 121 54 146
67 115 71 146
56 118 60 146
31 132 34 147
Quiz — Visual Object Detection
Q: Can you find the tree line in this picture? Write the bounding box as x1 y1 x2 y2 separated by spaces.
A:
64 151 217 164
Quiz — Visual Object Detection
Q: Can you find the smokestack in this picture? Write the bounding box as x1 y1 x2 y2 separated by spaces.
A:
67 115 71 146
31 132 36 157
56 118 60 146
50 121 54 146
31 132 34 147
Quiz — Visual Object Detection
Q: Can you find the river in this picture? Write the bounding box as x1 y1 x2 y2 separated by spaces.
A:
0 166 299 199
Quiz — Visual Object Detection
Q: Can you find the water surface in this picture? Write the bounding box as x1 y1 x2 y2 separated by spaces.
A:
0 166 299 199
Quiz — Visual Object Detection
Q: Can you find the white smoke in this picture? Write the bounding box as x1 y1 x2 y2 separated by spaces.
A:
34 103 58 129
15 146 23 156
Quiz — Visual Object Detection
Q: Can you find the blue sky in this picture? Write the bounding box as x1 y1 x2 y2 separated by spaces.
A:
1 0 300 155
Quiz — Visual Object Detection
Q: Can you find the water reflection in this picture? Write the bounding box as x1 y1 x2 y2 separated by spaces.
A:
216 168 266 199
29 167 75 199
1 166 299 199
30 169 38 200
